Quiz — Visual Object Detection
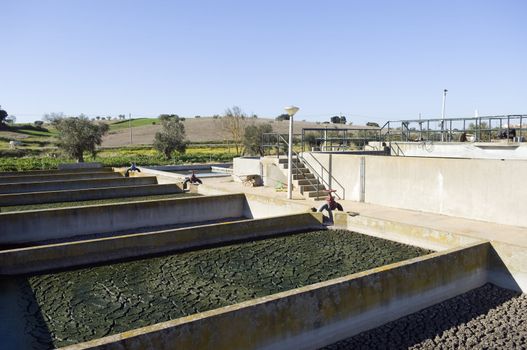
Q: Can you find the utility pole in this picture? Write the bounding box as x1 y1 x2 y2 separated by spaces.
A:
129 113 133 145
441 89 448 142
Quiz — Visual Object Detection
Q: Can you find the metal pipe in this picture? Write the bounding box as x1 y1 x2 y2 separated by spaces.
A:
441 89 448 142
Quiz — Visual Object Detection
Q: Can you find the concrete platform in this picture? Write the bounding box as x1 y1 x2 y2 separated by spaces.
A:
0 171 122 184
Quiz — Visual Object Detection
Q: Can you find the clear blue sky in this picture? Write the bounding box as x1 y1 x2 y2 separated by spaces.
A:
2 0 526 124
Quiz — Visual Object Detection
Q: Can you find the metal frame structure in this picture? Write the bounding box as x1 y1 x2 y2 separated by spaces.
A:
300 127 382 152
380 114 527 143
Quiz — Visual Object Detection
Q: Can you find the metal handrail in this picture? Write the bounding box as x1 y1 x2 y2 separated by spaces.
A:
381 114 527 143
274 134 327 199
297 151 346 200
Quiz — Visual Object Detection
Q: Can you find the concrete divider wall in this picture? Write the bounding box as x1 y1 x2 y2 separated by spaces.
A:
0 213 324 275
365 156 527 228
302 153 527 227
243 193 311 218
61 242 489 350
338 212 482 251
0 176 157 194
369 141 527 160
301 153 362 200
0 194 246 245
336 212 526 292
0 167 113 177
0 171 121 184
0 184 183 207
58 162 102 170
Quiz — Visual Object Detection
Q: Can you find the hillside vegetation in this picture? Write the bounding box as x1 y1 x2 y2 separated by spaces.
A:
0 117 375 171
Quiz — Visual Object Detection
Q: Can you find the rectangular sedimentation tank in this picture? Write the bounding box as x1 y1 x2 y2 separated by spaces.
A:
0 229 432 349
0 176 158 194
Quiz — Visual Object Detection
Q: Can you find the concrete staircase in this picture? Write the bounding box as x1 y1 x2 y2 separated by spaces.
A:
276 157 327 200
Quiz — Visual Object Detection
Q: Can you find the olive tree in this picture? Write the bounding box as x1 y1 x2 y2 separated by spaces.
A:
243 123 273 156
153 114 187 159
51 115 109 162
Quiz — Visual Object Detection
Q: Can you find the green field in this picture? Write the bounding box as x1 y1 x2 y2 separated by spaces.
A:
0 122 237 171
108 118 159 131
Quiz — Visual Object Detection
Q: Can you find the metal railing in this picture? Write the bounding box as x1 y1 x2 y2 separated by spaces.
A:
380 114 527 143
297 152 346 200
300 127 382 152
262 133 345 199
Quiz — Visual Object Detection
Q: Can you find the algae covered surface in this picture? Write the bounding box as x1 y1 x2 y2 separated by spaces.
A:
6 229 431 348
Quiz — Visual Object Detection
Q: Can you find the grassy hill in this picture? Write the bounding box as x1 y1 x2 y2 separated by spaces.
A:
0 117 375 150
103 117 373 147
0 125 56 150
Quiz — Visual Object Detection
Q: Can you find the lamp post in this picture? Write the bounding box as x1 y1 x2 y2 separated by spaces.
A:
441 89 448 142
284 106 299 199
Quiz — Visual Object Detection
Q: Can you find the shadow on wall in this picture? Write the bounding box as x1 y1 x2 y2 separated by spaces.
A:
0 277 54 350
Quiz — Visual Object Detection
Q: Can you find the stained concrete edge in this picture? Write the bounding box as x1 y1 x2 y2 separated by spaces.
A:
335 211 527 292
0 212 324 275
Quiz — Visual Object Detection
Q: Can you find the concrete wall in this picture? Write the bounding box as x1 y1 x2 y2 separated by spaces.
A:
336 211 526 292
0 194 247 245
0 171 121 184
0 167 113 177
242 193 311 218
302 153 527 228
0 176 157 194
301 153 362 200
369 141 527 160
365 156 527 228
261 158 288 188
61 242 488 350
0 184 183 207
0 213 323 275
233 157 288 187
58 162 102 170
233 157 262 181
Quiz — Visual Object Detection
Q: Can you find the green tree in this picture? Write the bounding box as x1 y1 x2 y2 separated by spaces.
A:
51 115 109 162
304 132 318 149
154 114 187 159
275 114 290 121
330 116 341 124
243 123 273 156
0 108 8 128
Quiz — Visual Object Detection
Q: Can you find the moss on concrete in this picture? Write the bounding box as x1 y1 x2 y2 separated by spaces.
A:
0 193 201 212
6 229 431 348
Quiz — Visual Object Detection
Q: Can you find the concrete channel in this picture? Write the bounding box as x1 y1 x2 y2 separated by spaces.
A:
0 183 183 206
0 171 122 184
0 176 158 194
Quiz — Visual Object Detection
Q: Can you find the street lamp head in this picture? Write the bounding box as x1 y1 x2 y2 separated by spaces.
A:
284 106 299 117
444 89 448 93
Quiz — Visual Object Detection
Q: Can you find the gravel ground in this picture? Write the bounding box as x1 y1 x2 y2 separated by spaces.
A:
322 283 527 350
5 229 430 348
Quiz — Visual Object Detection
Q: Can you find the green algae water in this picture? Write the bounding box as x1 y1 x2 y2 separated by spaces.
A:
1 229 432 349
